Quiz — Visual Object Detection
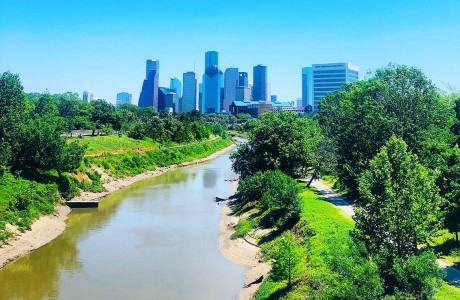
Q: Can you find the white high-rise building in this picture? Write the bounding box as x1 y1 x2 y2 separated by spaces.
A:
302 62 359 113
182 71 199 113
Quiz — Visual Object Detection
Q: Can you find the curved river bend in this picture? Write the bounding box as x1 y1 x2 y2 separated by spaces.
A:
0 152 244 300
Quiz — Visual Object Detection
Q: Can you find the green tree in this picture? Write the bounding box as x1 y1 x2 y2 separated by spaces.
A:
271 232 302 287
236 170 301 225
438 146 460 242
319 64 455 193
231 111 320 178
354 136 443 296
90 99 116 135
0 72 28 167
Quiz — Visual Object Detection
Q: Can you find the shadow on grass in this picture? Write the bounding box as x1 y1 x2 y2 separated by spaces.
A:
259 281 292 300
431 238 460 256
258 217 300 245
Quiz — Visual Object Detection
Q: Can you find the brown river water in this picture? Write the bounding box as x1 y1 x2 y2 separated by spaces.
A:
0 152 244 300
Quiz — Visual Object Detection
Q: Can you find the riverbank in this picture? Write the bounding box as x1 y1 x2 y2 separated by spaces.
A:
0 142 236 269
218 181 270 300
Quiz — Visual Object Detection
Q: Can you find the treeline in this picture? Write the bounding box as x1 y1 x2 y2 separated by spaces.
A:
230 65 460 299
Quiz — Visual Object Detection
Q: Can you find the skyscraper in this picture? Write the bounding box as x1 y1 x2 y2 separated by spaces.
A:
253 65 267 101
82 90 93 102
182 71 199 113
238 72 248 87
202 51 223 113
139 59 159 108
116 92 132 107
158 87 177 112
302 62 359 112
223 68 239 113
170 77 182 98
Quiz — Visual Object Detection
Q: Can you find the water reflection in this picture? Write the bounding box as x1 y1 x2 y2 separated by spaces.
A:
0 152 244 300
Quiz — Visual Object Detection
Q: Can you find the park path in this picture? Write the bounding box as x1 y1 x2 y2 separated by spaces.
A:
309 179 460 288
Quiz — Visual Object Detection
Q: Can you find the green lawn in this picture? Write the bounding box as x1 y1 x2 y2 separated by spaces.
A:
68 134 159 156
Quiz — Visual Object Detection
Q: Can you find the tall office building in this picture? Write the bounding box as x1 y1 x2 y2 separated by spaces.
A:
158 87 177 112
202 51 223 113
82 91 93 102
139 59 159 108
116 92 132 107
238 72 248 87
253 65 267 101
170 77 182 98
302 62 359 112
182 71 199 113
223 68 239 113
236 86 251 101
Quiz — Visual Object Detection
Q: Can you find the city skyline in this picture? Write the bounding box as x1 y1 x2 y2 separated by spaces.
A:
1 1 459 105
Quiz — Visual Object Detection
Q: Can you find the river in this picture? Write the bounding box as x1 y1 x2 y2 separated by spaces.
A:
0 151 245 300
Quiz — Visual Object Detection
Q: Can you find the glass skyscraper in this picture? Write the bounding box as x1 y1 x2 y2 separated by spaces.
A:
170 77 182 98
223 68 239 113
139 59 159 108
202 51 222 113
182 71 199 113
116 92 132 107
302 62 359 112
82 90 93 102
253 65 267 101
238 72 248 87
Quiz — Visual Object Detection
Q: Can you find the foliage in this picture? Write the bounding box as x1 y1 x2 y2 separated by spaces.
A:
319 64 455 193
87 138 232 178
230 218 258 239
437 146 460 242
0 172 60 239
255 187 383 300
231 111 320 178
236 170 302 226
354 136 443 296
391 251 443 299
271 232 302 286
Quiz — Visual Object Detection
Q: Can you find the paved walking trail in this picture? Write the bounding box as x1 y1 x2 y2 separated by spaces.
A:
310 179 460 288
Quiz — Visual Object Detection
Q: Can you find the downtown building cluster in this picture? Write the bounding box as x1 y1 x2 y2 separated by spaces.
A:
83 51 359 115
137 51 279 115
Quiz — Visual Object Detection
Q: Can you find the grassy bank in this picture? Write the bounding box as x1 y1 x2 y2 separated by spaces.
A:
84 137 232 178
73 134 159 156
0 173 61 240
234 186 460 299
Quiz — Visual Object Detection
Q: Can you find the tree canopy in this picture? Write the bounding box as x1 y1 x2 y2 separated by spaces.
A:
231 111 320 178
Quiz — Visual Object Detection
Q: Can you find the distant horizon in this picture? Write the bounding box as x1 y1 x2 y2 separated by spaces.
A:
1 0 459 105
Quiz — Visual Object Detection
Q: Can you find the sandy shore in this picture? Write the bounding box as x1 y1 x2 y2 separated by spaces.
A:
218 181 271 300
0 205 71 268
0 142 236 269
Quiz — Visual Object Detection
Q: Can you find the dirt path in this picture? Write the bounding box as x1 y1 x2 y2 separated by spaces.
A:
310 179 460 288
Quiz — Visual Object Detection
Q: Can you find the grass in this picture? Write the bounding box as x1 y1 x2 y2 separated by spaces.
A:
231 217 258 239
68 134 159 156
86 137 232 178
0 172 61 240
435 283 460 300
427 230 460 269
254 186 460 300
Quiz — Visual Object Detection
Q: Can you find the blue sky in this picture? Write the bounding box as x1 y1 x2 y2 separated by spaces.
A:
1 0 459 104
